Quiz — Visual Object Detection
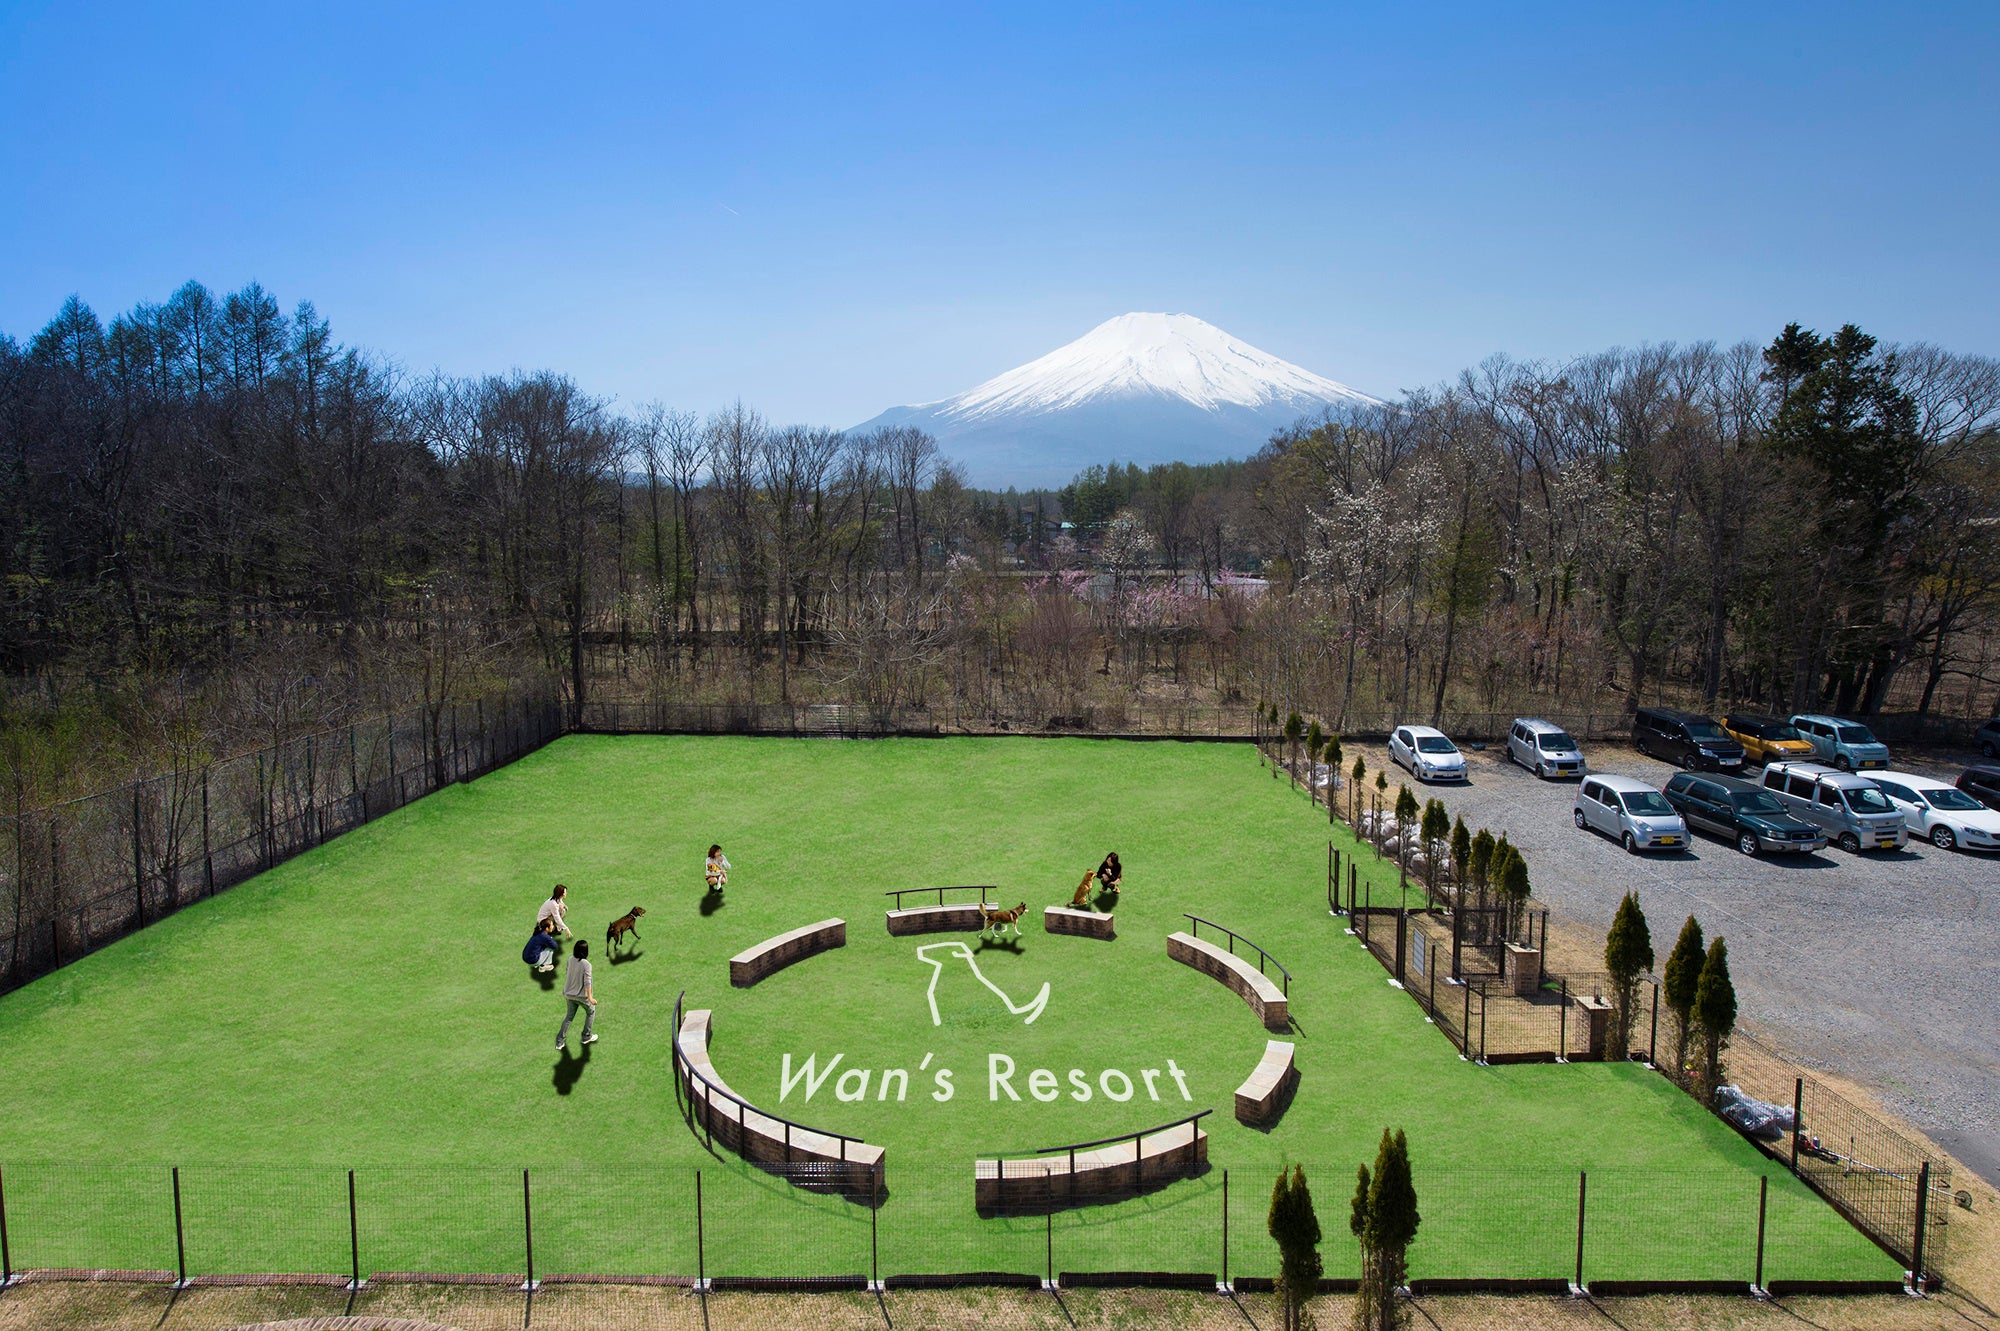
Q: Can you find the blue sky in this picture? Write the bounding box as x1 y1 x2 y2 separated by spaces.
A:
3 2 1996 425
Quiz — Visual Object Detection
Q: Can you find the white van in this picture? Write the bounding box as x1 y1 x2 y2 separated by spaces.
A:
1757 762 1907 853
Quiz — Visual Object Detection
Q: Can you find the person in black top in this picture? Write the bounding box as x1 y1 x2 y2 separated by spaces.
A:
1095 852 1122 894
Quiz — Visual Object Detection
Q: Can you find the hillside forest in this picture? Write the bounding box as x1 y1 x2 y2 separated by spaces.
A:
5 282 1999 806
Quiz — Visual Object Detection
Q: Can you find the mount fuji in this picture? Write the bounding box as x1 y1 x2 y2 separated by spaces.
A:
852 313 1378 488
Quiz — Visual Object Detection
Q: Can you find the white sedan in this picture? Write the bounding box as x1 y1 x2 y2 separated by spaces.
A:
1389 725 1468 783
1869 771 2000 851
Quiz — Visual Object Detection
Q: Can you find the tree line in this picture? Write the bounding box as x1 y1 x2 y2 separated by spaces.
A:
5 282 1998 805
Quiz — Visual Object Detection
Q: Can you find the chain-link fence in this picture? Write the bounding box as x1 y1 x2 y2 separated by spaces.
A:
0 1158 1912 1291
0 689 564 997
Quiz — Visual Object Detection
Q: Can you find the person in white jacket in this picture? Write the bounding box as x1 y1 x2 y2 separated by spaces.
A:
537 884 572 938
705 846 731 891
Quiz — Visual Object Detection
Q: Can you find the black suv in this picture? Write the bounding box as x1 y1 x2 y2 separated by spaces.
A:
1633 707 1747 772
1976 718 2000 760
1959 764 2000 812
1662 772 1826 856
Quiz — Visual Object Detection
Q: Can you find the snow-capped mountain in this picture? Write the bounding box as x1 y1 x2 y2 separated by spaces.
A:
853 313 1378 488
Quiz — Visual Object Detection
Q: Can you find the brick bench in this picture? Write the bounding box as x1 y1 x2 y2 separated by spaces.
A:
885 904 986 936
974 1120 1208 1211
1233 1040 1298 1127
1043 906 1115 939
729 918 846 987
1167 932 1289 1031
675 1008 885 1194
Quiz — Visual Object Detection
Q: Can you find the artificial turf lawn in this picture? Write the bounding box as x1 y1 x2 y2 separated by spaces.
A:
0 736 1896 1283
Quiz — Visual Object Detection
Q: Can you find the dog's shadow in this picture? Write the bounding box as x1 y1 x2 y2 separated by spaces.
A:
975 936 1025 954
554 1044 591 1096
609 947 644 966
699 891 726 918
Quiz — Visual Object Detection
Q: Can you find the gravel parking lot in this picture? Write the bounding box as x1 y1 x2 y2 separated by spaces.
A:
1366 737 2000 1188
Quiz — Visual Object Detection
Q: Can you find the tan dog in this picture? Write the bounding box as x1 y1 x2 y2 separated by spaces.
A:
1069 872 1096 908
606 906 646 952
978 901 1029 941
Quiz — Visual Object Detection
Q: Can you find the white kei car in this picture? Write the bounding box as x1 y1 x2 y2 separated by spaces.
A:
1388 725 1468 783
1868 770 2000 852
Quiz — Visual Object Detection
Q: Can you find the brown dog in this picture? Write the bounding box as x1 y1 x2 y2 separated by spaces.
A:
978 901 1028 941
1069 872 1096 908
606 906 646 951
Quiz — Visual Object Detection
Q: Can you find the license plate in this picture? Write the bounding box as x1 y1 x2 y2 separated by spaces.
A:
1862 760 1885 769
1656 837 1681 846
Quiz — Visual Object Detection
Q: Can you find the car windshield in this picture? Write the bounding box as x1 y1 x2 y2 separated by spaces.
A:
1925 788 1984 812
1686 721 1729 741
1416 736 1457 754
1836 726 1878 744
1730 792 1787 816
1537 731 1576 750
1843 787 1894 814
1621 791 1674 816
1768 725 1803 743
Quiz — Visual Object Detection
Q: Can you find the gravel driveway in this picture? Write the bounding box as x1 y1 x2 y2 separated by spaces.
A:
1365 738 2000 1188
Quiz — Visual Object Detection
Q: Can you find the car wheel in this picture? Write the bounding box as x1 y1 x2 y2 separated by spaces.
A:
1838 831 1862 854
1737 831 1759 857
1679 752 1695 770
1932 825 1957 851
1574 809 1587 831
1834 754 1851 771
1983 740 1997 759
1622 831 1639 854
1536 761 1547 779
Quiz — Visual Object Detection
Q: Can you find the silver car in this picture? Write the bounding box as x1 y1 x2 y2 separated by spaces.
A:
1507 718 1586 779
1574 775 1689 854
1758 762 1907 853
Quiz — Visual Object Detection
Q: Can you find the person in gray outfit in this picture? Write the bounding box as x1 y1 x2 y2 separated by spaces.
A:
557 940 597 1049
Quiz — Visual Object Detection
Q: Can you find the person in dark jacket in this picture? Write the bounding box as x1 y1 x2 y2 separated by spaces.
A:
1095 852 1122 894
523 926 557 973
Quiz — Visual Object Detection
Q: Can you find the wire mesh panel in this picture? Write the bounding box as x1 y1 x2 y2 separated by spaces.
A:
2 1162 175 1273
1793 1075 1949 1277
697 1161 872 1281
880 1165 1043 1281
176 1164 350 1277
532 1165 697 1278
1407 1166 1575 1281
352 1166 522 1277
1049 1167 1222 1283
1224 1164 1325 1285
1581 1168 1760 1283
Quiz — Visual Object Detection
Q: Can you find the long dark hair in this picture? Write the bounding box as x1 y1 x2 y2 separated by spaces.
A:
707 844 722 857
1104 852 1120 872
573 940 589 959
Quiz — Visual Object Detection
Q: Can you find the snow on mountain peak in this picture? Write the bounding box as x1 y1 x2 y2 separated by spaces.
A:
933 312 1376 422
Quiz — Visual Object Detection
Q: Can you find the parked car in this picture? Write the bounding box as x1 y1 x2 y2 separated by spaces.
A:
1574 775 1688 854
1662 772 1827 856
1868 771 2000 852
1975 717 2000 760
1787 714 1891 771
1757 762 1908 853
1632 707 1746 772
1388 724 1468 783
1958 764 2000 812
1721 714 1816 766
1506 718 1587 779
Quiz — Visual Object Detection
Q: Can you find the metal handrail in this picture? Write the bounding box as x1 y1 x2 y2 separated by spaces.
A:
1032 1109 1212 1157
1183 914 1292 996
670 990 869 1163
883 884 995 908
985 1109 1212 1203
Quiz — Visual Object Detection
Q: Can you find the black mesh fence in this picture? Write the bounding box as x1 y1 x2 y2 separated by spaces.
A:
0 1158 1918 1288
0 688 564 998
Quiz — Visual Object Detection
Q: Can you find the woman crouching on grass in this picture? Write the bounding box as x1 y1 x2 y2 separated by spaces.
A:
705 845 730 891
1095 852 1122 895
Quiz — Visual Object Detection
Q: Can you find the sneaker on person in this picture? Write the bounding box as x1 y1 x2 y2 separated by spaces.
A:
582 1033 598 1045
555 1041 565 1051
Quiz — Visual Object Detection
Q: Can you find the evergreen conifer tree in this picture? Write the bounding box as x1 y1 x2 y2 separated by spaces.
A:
1694 937 1737 1104
1349 1128 1420 1331
1449 817 1471 891
1269 1164 1323 1331
1661 915 1705 1085
1603 892 1654 1061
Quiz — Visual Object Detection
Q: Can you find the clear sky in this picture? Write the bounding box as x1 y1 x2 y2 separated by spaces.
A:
4 2 1996 426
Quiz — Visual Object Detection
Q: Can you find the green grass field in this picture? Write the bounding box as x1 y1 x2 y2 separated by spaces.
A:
0 736 1896 1284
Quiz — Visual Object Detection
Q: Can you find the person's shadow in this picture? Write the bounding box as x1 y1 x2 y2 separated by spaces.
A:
700 891 726 917
535 968 557 992
554 1044 591 1095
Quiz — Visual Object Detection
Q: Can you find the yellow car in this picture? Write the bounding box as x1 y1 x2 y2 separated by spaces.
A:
1723 714 1816 766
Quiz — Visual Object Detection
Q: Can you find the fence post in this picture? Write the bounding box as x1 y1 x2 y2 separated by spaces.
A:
1789 1078 1804 1173
1572 1171 1587 1294
1558 978 1569 1062
1221 1168 1230 1291
172 1166 187 1288
870 1173 880 1290
131 784 146 927
348 1169 361 1290
1394 910 1406 985
305 735 317 846
1461 981 1472 1059
201 769 213 896
1 1163 12 1288
696 1170 706 1291
1647 981 1660 1067
1045 1207 1054 1289
1428 943 1437 1020
1911 1160 1931 1291
1753 1176 1768 1293
522 1168 537 1292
